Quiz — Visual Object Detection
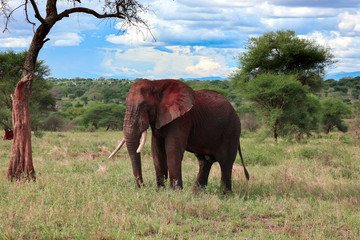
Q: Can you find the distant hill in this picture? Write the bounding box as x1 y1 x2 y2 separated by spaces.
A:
326 71 360 80
183 76 228 81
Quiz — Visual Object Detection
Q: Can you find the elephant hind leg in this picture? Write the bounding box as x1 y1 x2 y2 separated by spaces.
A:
219 160 234 193
217 149 237 193
195 154 214 188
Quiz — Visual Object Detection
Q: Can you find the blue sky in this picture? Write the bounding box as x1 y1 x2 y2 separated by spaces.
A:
1 0 360 79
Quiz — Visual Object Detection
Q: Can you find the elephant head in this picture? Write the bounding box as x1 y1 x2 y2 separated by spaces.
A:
108 79 195 187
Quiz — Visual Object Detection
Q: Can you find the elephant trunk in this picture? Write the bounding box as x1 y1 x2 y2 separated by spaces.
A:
123 115 148 187
124 132 144 188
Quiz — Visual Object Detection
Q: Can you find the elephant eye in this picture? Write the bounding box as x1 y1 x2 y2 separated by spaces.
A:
139 102 148 108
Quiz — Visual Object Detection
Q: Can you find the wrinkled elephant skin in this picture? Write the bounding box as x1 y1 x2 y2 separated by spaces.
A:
111 79 249 192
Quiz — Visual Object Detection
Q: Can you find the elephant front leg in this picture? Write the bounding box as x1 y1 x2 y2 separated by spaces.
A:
151 134 168 188
165 140 186 190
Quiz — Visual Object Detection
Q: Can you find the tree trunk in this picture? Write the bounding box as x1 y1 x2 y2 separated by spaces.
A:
273 127 278 143
7 76 35 181
274 129 278 142
6 22 51 181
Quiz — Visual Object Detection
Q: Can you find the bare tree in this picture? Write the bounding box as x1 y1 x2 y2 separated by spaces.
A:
1 0 150 181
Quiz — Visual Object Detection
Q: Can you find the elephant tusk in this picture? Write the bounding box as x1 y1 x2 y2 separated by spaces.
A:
108 138 126 159
136 130 147 153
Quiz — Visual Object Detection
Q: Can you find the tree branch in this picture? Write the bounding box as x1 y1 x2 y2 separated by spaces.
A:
2 2 25 33
24 0 37 33
58 7 125 21
29 0 45 24
19 66 37 82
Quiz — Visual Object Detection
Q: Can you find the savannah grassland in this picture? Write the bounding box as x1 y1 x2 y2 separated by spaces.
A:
0 130 359 239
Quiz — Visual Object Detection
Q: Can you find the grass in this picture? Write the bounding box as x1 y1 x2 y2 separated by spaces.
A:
1 131 359 239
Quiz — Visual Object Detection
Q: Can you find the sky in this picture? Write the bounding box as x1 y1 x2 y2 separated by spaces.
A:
1 0 360 79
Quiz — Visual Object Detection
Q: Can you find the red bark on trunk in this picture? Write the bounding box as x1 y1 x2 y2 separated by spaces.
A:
6 12 52 181
7 78 35 181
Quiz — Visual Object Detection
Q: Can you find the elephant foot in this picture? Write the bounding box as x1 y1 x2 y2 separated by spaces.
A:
192 183 206 194
170 178 183 190
220 183 232 194
135 177 144 188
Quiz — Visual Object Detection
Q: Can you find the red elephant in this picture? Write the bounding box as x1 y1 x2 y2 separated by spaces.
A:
109 79 249 192
3 129 13 140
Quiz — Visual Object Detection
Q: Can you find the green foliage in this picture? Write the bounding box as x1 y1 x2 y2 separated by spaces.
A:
237 73 318 140
334 85 348 94
0 50 55 131
323 79 337 87
351 89 359 99
233 30 336 92
185 79 230 97
320 98 352 133
353 100 360 119
42 113 66 131
322 76 360 102
82 102 125 130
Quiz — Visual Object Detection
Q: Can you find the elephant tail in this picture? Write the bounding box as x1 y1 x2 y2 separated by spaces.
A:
238 145 250 180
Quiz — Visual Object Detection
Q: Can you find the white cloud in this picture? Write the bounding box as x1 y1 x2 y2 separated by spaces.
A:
185 57 223 76
0 37 32 47
248 2 339 18
52 33 83 46
106 28 156 46
332 57 360 73
101 46 238 78
302 31 360 72
338 11 360 35
178 0 262 8
304 31 360 58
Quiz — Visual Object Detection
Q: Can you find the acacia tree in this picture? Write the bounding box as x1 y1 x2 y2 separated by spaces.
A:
234 30 336 92
240 73 312 141
321 98 351 133
1 0 150 181
232 30 335 141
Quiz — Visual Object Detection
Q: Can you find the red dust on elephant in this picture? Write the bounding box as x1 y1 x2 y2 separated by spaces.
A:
109 79 249 192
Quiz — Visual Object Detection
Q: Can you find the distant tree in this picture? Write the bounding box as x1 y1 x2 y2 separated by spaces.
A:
286 94 321 139
42 113 65 131
1 0 151 181
351 89 359 99
50 86 64 99
80 96 88 105
353 100 360 119
0 50 55 132
334 86 348 94
233 30 336 92
101 88 120 103
239 73 312 141
69 94 76 100
66 107 86 120
323 79 338 88
82 102 125 130
75 102 83 108
74 89 86 98
320 98 351 133
29 77 56 131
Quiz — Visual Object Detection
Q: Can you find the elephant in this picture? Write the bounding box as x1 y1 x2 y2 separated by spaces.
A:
109 79 249 192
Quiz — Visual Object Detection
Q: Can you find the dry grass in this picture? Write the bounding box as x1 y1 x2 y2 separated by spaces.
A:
0 130 359 239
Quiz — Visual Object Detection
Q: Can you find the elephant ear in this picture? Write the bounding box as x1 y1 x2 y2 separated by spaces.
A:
156 80 195 129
